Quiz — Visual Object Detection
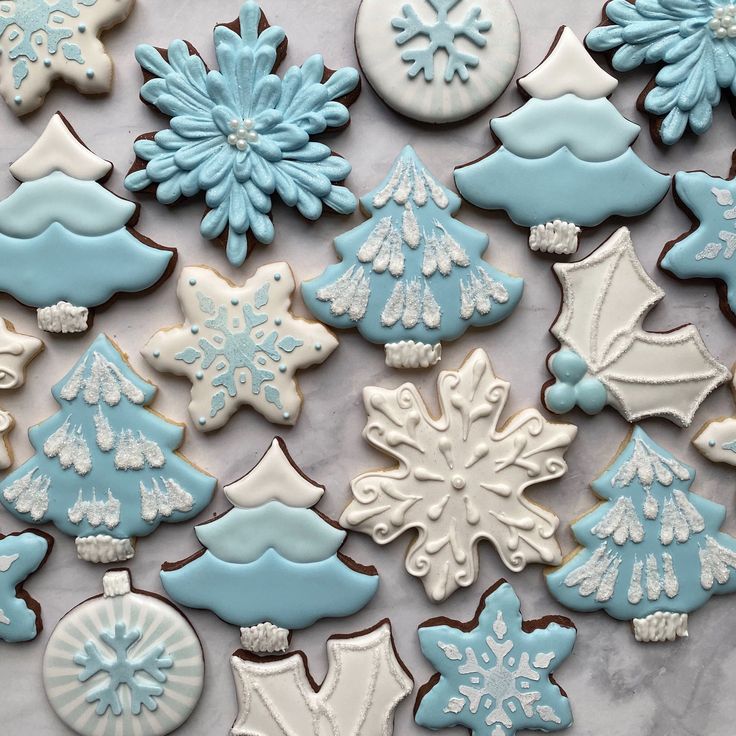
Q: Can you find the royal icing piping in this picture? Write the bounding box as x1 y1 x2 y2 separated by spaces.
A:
415 581 575 736
0 334 216 562
544 227 730 427
341 349 576 603
633 611 688 643
0 0 134 116
547 427 736 640
693 377 736 467
355 0 520 124
125 0 359 266
454 28 669 255
0 409 12 470
303 146 523 367
43 569 204 736
143 264 337 431
161 438 378 639
0 317 43 390
587 1 736 144
231 621 413 736
0 529 50 642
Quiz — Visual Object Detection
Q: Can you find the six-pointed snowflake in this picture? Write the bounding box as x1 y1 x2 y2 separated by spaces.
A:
125 0 360 266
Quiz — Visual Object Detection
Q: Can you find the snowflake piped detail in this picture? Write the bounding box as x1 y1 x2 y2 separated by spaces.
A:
392 0 492 82
415 582 575 736
74 621 172 716
587 0 736 144
125 0 360 266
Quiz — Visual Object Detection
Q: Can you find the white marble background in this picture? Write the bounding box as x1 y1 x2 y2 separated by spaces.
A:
0 0 735 734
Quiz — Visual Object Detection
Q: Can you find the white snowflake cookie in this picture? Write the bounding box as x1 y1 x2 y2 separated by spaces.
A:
142 264 338 431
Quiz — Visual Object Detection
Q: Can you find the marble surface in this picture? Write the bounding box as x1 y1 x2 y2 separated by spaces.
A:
0 0 735 734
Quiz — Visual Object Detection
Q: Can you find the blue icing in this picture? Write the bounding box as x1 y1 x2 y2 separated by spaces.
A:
587 0 736 144
302 145 523 347
0 530 49 642
0 334 216 547
660 170 736 320
415 582 575 736
547 427 736 621
544 350 607 416
124 0 359 266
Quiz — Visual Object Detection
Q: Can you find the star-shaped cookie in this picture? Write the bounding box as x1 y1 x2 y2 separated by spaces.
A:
0 318 43 390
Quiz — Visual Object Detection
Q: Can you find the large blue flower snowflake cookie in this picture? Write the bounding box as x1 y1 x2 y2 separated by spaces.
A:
125 0 361 266
587 0 736 145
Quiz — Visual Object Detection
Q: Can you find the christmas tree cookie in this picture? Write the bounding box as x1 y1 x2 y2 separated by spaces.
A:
303 146 523 369
43 569 204 736
341 349 577 602
125 0 360 266
161 438 379 653
547 427 736 642
0 334 216 563
0 114 175 334
142 263 337 431
415 581 576 736
454 27 669 255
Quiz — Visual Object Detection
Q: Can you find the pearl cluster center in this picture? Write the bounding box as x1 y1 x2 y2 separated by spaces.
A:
227 118 258 150
709 5 736 38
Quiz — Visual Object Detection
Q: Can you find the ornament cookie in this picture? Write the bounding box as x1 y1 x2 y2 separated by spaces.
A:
230 620 413 736
0 528 52 642
303 146 523 369
547 427 736 642
660 156 736 325
0 334 216 563
0 0 134 116
543 227 730 427
587 0 736 145
341 349 577 603
43 569 204 736
415 581 576 736
143 263 337 431
125 0 360 266
355 0 520 124
693 371 736 466
454 27 669 256
0 114 175 334
161 438 379 653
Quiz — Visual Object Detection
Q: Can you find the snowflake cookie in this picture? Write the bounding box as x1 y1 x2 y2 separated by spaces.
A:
547 427 736 642
143 264 337 431
543 227 730 427
0 334 216 563
415 581 576 736
0 0 133 115
454 27 669 256
341 349 577 603
355 0 520 123
0 528 52 642
43 569 204 736
587 0 736 145
125 0 360 267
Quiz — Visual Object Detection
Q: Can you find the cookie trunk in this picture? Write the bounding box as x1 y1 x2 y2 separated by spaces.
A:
37 302 89 333
76 534 135 564
239 622 290 653
529 221 581 255
633 612 688 642
385 340 441 368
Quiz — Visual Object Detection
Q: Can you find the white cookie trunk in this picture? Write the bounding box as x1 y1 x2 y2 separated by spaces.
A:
385 340 441 369
75 534 134 563
529 221 581 255
102 569 132 598
633 611 688 642
240 623 289 653
37 302 89 333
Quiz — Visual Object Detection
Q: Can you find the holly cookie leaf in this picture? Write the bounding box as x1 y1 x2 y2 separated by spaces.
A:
341 349 576 603
230 621 412 736
544 227 730 427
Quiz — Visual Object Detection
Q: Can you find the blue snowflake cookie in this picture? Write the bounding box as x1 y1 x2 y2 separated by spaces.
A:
125 0 360 266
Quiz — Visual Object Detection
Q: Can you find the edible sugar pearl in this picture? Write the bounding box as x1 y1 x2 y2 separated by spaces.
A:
710 6 736 37
226 118 258 149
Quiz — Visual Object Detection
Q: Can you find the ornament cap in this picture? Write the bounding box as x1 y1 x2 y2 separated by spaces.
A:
102 569 131 598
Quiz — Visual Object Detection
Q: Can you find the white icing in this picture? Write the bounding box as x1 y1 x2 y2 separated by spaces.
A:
699 536 736 589
0 409 13 470
381 278 442 329
694 415 736 466
239 622 289 654
519 27 618 100
0 318 43 389
60 350 145 406
459 267 509 318
591 496 644 545
3 468 50 520
317 265 371 322
633 612 688 642
37 302 89 333
139 478 194 523
114 429 165 470
101 569 131 598
611 437 691 489
373 156 448 209
563 543 621 602
75 534 134 563
68 489 121 529
529 221 580 255
422 223 470 276
658 490 705 545
0 553 18 572
43 418 92 475
385 340 441 369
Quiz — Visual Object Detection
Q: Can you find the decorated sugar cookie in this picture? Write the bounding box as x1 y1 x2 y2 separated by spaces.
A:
415 581 576 736
43 569 204 736
0 334 216 563
143 264 337 431
547 427 736 642
0 410 13 470
230 620 413 735
303 146 523 369
587 0 736 145
341 349 577 602
693 372 736 466
0 528 52 642
355 0 520 124
660 159 736 325
454 27 669 255
0 114 175 334
125 0 360 267
543 227 730 427
0 0 134 115
161 438 379 653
